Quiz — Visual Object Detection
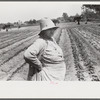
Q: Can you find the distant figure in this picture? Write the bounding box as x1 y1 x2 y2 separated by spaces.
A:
17 20 22 29
24 17 66 81
6 28 8 32
85 19 88 24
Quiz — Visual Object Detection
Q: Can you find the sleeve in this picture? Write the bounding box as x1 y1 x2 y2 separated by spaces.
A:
24 38 45 68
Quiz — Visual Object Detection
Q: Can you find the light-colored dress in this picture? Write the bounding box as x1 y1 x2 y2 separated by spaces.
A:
24 37 66 81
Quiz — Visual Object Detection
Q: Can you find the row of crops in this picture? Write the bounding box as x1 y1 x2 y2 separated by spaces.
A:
0 26 40 80
1 23 100 81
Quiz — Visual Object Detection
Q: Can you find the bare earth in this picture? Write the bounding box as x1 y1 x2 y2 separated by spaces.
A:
1 22 100 81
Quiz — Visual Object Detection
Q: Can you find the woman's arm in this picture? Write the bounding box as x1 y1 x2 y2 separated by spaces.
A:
24 38 45 71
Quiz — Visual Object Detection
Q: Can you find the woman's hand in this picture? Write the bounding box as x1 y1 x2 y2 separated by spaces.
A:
37 63 43 72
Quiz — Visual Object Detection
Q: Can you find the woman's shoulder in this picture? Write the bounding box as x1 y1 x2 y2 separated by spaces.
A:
35 38 46 43
34 38 47 46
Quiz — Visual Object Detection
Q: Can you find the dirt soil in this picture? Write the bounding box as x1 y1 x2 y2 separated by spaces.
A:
1 22 100 81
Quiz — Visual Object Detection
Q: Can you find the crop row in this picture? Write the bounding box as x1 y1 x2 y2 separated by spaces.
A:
75 27 100 54
70 28 100 81
0 26 39 38
9 63 29 81
0 33 38 67
0 35 38 80
0 51 26 80
67 28 86 81
0 33 38 56
60 29 78 81
0 30 39 49
0 26 39 42
78 26 100 37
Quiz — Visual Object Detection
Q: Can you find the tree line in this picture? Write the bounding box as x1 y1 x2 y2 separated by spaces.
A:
0 4 100 31
61 5 100 25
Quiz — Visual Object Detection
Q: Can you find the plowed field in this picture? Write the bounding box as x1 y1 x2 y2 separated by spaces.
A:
1 22 100 81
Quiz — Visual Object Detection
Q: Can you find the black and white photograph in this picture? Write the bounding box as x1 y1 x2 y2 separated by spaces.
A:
0 1 100 98
0 1 100 81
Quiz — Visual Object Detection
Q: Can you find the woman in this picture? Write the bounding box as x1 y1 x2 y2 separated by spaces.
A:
24 17 66 81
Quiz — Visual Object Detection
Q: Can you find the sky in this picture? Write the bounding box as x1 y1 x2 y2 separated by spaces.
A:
0 2 86 23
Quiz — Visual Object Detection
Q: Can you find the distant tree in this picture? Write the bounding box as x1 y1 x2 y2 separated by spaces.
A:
25 19 37 25
83 5 100 14
74 14 81 25
29 20 33 24
33 19 37 24
68 16 75 22
81 5 97 24
62 13 69 22
81 5 100 23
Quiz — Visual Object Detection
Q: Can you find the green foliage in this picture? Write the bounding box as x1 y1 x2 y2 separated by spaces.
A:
24 19 37 25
